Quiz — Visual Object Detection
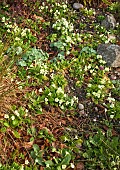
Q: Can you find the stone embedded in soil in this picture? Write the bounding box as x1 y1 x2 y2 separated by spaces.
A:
78 103 84 110
73 3 84 10
79 110 85 116
97 44 120 67
94 107 98 112
101 14 116 30
110 75 117 80
99 65 104 70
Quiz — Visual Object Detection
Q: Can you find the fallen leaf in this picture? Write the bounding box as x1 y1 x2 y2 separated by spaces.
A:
23 141 34 149
33 14 45 22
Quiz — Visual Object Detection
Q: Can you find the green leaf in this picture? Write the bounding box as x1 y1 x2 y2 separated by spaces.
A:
61 154 71 165
45 160 54 167
33 144 40 153
4 122 10 127
30 151 36 159
13 130 20 138
35 157 44 165
0 127 7 133
57 166 62 170
12 119 19 126
16 46 22 55
18 60 27 66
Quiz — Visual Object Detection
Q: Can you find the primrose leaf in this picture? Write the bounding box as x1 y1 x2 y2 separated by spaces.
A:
33 144 40 153
61 154 71 165
45 160 54 167
17 60 27 66
30 151 36 159
35 157 44 165
16 46 22 55
13 130 20 138
12 119 19 126
4 122 10 127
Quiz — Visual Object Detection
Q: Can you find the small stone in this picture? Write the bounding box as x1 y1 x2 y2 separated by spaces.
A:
73 3 84 10
110 75 117 80
99 65 104 70
97 44 120 67
94 107 98 112
78 103 84 110
79 110 85 116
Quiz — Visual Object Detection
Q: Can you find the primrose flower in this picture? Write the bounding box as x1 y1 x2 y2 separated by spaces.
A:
84 66 88 71
100 79 106 84
21 30 26 37
73 96 78 103
57 87 64 94
70 163 75 169
55 98 59 102
99 59 106 64
90 69 94 73
62 18 68 27
70 99 74 106
38 88 43 93
104 67 109 72
110 103 115 108
88 84 92 88
7 29 11 33
51 84 56 88
87 92 91 97
64 94 67 98
45 98 48 102
25 160 29 165
107 97 115 103
50 9 53 13
14 110 20 117
66 101 70 105
96 93 100 98
4 114 9 119
40 68 45 74
61 105 64 110
11 115 15 120
65 36 72 43
15 37 20 41
88 65 91 69
59 99 63 105
110 115 114 119
97 55 102 59
92 92 97 96
62 165 66 169
63 4 67 9
2 17 5 22
98 85 105 89
48 92 52 96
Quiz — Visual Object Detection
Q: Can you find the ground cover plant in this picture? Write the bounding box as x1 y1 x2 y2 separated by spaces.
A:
0 0 120 169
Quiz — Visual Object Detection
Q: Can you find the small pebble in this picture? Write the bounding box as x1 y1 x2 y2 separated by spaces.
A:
93 118 97 122
110 75 117 80
78 103 84 110
73 3 84 10
79 110 85 116
99 65 104 70
94 107 98 112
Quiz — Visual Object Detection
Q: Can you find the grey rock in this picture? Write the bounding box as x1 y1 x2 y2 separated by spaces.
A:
78 103 84 110
101 14 116 30
97 44 120 67
73 3 84 10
